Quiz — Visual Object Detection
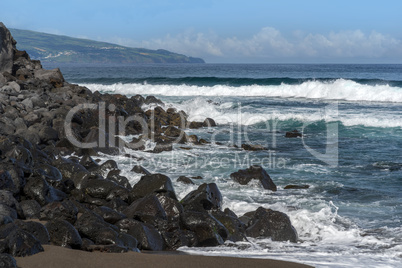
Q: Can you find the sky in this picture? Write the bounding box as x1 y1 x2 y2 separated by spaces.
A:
1 0 402 63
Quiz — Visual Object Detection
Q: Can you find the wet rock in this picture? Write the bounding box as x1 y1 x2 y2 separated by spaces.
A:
285 129 302 138
46 219 82 249
34 163 62 183
181 210 228 247
74 211 120 246
106 198 128 213
230 165 277 191
0 190 23 218
188 121 204 129
203 118 217 127
0 253 17 268
52 158 87 182
93 206 127 224
106 170 131 190
81 178 129 202
19 200 41 219
144 96 163 106
284 184 310 189
211 209 247 242
0 204 17 225
181 183 222 212
39 200 78 224
131 165 151 176
88 159 118 176
23 175 65 206
186 134 198 144
241 144 267 151
156 194 183 225
130 173 177 202
245 207 298 242
14 220 50 244
116 219 163 251
163 126 183 138
123 195 167 226
2 228 43 257
177 176 194 185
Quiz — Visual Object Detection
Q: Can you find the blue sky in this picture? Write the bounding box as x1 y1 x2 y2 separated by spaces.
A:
1 0 402 63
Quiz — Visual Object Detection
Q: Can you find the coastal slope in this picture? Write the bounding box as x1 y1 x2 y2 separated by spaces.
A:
9 28 205 64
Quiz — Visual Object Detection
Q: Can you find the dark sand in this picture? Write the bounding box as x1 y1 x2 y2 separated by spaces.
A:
15 245 313 268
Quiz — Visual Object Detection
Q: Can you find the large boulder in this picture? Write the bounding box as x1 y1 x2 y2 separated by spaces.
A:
46 219 82 249
116 219 164 251
123 195 167 226
230 165 277 191
13 220 50 245
244 207 298 243
129 173 177 202
181 183 222 212
0 228 43 257
39 200 79 224
0 23 16 74
180 210 228 247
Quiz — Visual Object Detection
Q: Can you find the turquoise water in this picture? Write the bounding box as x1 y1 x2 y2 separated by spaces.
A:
51 63 402 267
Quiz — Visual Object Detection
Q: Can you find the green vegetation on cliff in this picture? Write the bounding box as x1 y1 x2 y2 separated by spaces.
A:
9 28 204 64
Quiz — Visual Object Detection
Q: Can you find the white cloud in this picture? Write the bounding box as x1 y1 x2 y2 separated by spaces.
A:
114 27 402 62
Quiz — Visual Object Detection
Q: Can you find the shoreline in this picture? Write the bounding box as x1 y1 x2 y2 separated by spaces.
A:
15 245 313 268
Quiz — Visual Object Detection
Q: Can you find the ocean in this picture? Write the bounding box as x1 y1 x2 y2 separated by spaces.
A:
47 63 402 268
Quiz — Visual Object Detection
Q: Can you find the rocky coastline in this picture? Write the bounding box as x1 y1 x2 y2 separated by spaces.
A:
0 22 301 267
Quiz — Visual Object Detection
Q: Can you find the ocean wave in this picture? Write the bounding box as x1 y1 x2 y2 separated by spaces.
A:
81 78 402 103
168 98 402 128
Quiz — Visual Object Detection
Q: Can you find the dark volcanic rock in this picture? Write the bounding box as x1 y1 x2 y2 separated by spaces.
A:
46 219 82 249
203 118 217 127
211 209 247 242
0 253 17 268
40 200 78 224
23 175 65 206
0 203 17 225
285 129 302 138
19 200 41 219
241 144 267 151
181 183 222 212
116 218 163 251
230 165 277 191
2 228 44 257
130 165 151 176
130 173 177 202
284 184 310 189
123 195 167 224
93 206 127 225
245 207 298 242
74 211 120 246
13 220 50 245
181 210 228 247
177 176 194 185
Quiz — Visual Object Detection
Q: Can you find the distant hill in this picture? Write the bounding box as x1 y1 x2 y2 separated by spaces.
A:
9 28 205 64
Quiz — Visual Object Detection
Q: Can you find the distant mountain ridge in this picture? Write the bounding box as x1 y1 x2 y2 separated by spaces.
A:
9 28 205 64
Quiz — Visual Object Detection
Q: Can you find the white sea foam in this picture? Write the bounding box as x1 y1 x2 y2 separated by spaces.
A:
81 79 402 103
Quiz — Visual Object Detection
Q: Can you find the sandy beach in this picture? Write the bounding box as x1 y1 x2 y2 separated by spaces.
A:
15 245 313 268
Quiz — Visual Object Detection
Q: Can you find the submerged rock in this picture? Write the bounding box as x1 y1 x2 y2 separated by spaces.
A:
230 165 277 191
285 129 302 138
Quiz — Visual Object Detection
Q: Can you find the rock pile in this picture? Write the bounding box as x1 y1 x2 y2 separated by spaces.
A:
0 22 298 265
